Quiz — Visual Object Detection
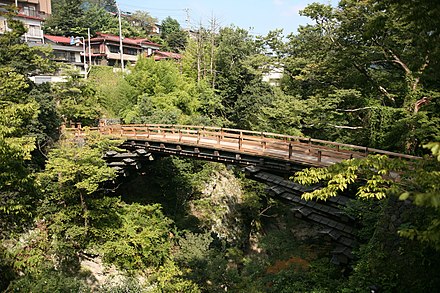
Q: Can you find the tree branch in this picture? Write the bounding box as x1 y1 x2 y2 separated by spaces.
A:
413 54 430 91
329 124 363 130
414 96 431 113
336 106 374 112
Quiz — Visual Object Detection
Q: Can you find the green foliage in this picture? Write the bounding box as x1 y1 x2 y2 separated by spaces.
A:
295 155 402 201
52 73 102 125
175 231 212 265
86 0 117 13
7 270 90 292
122 57 203 124
0 12 54 75
125 10 158 37
88 66 136 118
97 276 144 293
45 0 148 38
0 11 55 236
295 142 440 251
5 226 54 276
160 17 188 52
277 0 440 150
101 203 173 271
258 91 304 136
340 198 440 292
36 136 117 249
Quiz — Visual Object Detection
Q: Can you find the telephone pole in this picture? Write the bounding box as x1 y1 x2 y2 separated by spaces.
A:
116 3 124 72
184 8 190 30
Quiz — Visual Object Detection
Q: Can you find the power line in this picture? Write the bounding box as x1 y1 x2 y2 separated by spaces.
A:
119 3 186 12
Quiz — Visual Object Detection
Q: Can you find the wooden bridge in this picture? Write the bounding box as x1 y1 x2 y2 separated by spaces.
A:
66 123 419 172
64 122 419 264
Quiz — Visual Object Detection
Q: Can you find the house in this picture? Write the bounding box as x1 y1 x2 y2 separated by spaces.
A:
44 34 84 69
27 34 86 84
0 0 51 43
88 33 161 66
153 50 182 61
262 64 284 86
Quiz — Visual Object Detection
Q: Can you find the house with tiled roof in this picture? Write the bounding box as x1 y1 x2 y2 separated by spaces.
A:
0 0 51 43
153 50 182 61
88 32 161 66
27 34 86 83
44 35 83 66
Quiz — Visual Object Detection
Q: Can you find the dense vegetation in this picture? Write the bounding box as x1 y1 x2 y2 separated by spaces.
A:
1 0 440 292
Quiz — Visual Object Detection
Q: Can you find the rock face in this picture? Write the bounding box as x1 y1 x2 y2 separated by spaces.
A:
190 166 245 243
80 255 122 288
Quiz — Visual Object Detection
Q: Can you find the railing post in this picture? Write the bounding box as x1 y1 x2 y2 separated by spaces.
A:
308 137 312 153
318 150 322 162
289 142 293 159
197 130 200 144
239 131 243 151
147 127 150 138
179 129 182 142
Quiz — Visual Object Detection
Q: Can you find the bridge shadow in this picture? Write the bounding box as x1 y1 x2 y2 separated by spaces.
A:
114 156 204 232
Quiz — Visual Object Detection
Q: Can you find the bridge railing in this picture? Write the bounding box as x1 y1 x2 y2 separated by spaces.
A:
92 124 420 165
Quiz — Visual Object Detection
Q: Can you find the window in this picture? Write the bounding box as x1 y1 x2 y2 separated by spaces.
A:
108 45 119 53
23 6 37 17
91 46 101 54
68 52 76 62
54 51 66 60
53 51 76 62
26 25 42 37
124 47 138 55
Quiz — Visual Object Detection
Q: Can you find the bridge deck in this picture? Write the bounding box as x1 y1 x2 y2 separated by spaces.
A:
65 123 419 168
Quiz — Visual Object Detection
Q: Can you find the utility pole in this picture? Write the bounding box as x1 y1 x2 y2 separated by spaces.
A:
70 36 87 78
83 37 87 79
116 3 124 72
88 28 92 69
184 8 190 30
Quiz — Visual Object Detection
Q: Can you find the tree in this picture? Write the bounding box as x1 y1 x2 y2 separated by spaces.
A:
37 135 117 247
0 10 54 235
122 57 202 124
86 0 117 13
182 16 220 87
52 72 102 126
44 0 86 36
45 1 146 38
214 26 264 127
161 17 188 52
126 10 158 37
279 1 440 152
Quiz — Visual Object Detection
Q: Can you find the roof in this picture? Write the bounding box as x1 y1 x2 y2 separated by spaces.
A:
16 13 44 21
44 35 72 44
92 33 161 48
153 51 182 61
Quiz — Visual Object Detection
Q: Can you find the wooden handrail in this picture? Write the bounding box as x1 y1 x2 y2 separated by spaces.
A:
63 124 421 166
